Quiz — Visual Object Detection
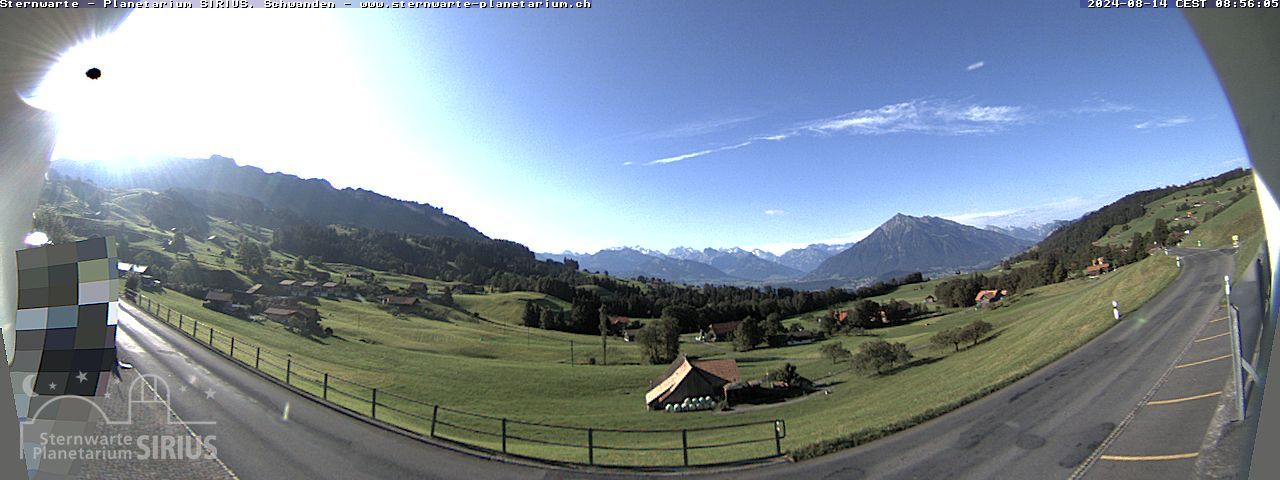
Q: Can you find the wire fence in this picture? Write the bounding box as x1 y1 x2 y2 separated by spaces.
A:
122 289 787 468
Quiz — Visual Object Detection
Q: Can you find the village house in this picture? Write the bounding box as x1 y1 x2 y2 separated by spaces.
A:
381 295 421 312
203 291 236 314
607 315 631 335
348 271 374 281
317 281 347 298
1084 257 1112 276
452 284 483 295
645 355 740 411
263 306 320 325
701 320 742 342
975 289 1007 305
622 328 642 342
407 282 428 295
299 281 319 296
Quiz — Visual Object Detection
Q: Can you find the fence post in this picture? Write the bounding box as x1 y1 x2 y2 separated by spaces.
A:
570 340 574 365
431 405 439 437
682 429 689 466
286 358 292 385
588 428 594 465
323 373 329 400
209 328 214 347
371 389 378 418
774 420 783 456
178 314 183 330
166 309 171 323
230 337 236 358
193 320 198 337
502 418 508 454
255 347 261 370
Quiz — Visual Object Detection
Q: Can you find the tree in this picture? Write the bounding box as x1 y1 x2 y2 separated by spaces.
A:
237 240 265 274
32 206 71 244
637 317 681 365
851 339 913 375
763 312 787 347
766 363 802 388
521 302 540 327
960 320 994 347
819 342 852 365
733 316 764 352
440 286 455 307
930 328 964 353
293 256 307 271
171 232 188 252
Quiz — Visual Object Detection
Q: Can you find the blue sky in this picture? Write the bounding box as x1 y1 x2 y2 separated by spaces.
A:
37 3 1248 254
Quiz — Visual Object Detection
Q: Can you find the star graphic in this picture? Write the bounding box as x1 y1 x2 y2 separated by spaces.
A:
179 385 188 393
48 382 57 391
75 371 89 383
104 392 111 399
205 388 216 400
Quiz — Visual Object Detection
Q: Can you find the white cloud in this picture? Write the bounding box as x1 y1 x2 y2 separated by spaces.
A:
966 61 985 71
1072 97 1135 114
942 195 1113 228
637 99 1027 166
611 115 760 143
764 209 787 216
1135 116 1192 129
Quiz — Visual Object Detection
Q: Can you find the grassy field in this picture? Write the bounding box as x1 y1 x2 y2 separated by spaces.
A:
47 177 1227 466
1096 174 1254 247
131 251 1180 465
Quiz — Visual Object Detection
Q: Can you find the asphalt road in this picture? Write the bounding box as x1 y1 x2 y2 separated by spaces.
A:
114 248 1235 480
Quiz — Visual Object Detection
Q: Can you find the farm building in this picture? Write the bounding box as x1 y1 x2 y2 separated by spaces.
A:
263 307 320 325
645 356 740 410
607 315 631 335
1084 257 1112 276
701 320 741 342
381 295 421 312
203 291 236 313
975 289 1006 304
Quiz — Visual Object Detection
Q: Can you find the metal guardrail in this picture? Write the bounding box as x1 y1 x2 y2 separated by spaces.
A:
1225 244 1270 422
121 289 786 468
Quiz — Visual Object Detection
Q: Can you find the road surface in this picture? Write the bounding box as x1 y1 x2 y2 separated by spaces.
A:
114 248 1235 479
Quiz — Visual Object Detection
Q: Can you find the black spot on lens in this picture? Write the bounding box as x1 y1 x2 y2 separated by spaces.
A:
85 68 101 80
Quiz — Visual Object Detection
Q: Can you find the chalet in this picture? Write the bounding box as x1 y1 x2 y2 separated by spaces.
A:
263 307 320 325
203 291 236 313
407 282 428 294
318 281 347 298
622 328 643 342
702 321 741 342
923 295 936 304
607 316 631 335
453 284 483 295
381 295 420 312
975 290 1005 304
646 356 740 410
348 271 374 280
244 284 264 295
279 279 307 296
1084 257 1112 276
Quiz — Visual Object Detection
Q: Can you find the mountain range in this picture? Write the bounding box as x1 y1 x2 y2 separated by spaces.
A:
805 214 1033 281
49 156 486 240
53 156 1047 289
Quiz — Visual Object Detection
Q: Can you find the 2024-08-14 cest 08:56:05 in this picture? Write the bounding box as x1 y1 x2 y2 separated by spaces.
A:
1086 0 1279 7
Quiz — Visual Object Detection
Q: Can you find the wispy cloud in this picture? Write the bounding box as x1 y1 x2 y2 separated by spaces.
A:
1135 115 1192 129
764 209 787 216
633 99 1027 166
943 195 1113 228
613 115 760 143
1072 97 1135 114
966 61 985 71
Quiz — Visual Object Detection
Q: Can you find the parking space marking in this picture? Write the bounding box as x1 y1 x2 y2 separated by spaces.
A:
1173 354 1232 369
1098 453 1199 462
1194 332 1230 343
1145 391 1222 406
1209 316 1228 324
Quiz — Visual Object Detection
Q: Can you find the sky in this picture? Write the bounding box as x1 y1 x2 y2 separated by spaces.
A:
27 2 1249 255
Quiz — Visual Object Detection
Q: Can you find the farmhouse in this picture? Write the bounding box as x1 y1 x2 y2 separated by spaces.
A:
975 290 1006 304
702 320 741 342
263 306 319 324
607 315 631 335
348 271 374 280
645 356 740 410
381 295 421 312
408 282 428 294
203 291 236 313
1084 257 1112 276
622 328 642 342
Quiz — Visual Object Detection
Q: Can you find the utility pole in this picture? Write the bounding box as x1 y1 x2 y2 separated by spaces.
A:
598 304 609 366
